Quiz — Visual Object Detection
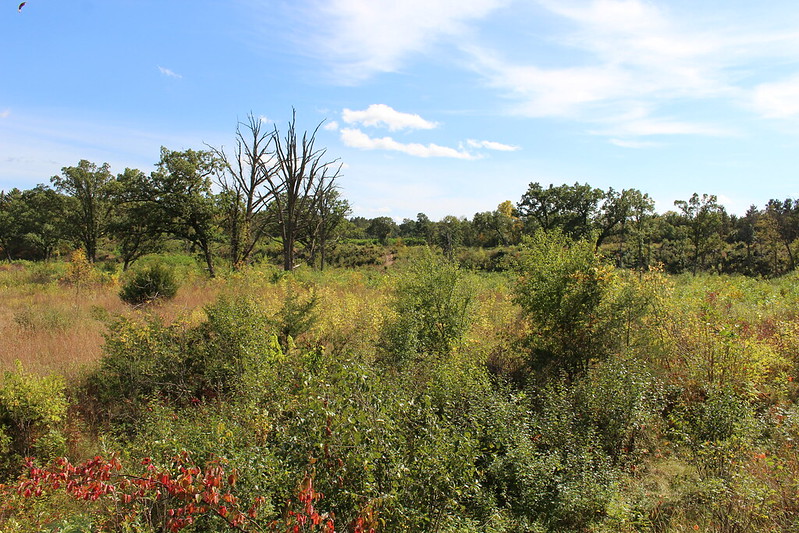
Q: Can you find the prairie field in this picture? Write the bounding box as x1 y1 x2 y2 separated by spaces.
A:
2 248 799 532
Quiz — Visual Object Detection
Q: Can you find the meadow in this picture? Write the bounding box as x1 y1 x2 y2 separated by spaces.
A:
2 239 799 532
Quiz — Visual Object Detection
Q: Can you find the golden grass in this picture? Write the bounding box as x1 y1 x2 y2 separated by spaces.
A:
0 261 524 381
0 285 117 378
0 276 222 380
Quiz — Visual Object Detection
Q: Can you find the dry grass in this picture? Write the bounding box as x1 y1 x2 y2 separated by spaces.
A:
0 284 119 378
0 260 518 381
0 272 222 380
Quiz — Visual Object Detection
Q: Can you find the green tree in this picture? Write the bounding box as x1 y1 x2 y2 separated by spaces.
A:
109 168 165 270
597 188 654 267
763 198 799 272
0 186 66 261
415 212 435 244
149 148 221 277
366 216 397 244
726 205 767 276
473 201 522 247
595 187 627 250
50 160 115 262
517 182 604 239
674 193 725 274
626 189 656 271
0 188 26 260
21 186 66 261
436 215 465 258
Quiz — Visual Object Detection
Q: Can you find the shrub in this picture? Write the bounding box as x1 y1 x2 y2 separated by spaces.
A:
380 250 474 363
64 249 94 289
513 230 657 378
119 263 179 305
91 295 282 429
0 362 67 472
268 281 319 351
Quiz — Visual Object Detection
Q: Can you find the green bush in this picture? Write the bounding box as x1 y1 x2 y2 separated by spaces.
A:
380 250 474 363
268 281 319 351
512 230 658 378
91 295 282 429
119 263 179 305
0 362 67 473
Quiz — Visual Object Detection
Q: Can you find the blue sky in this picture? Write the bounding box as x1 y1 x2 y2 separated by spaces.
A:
2 0 799 220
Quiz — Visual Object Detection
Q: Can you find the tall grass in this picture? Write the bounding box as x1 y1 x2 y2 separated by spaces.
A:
0 262 223 378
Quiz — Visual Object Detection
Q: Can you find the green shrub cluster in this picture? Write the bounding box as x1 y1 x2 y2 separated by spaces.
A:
90 296 281 429
513 230 659 378
118 263 179 305
0 362 67 473
380 250 474 363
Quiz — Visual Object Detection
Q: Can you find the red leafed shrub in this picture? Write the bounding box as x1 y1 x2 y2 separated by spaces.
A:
0 453 335 532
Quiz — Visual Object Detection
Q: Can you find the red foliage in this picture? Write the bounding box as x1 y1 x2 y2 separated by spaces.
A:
0 453 381 532
6 453 269 532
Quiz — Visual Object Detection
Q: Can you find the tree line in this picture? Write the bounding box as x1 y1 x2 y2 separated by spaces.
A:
2 124 798 277
0 112 346 276
353 184 799 277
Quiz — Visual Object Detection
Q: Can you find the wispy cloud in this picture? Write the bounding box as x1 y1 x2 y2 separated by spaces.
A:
462 0 799 137
467 139 519 151
341 128 479 159
158 66 182 79
323 120 340 131
465 0 734 124
0 109 9 119
752 75 799 118
609 138 661 149
311 0 508 81
596 116 737 138
342 104 437 131
468 49 631 118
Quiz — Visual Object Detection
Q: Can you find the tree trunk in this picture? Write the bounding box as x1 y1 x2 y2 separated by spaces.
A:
319 230 327 271
283 234 294 271
201 243 216 278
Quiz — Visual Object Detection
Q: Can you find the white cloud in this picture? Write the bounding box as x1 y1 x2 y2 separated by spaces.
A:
342 104 437 131
340 128 479 159
463 0 799 136
536 0 727 93
469 50 635 117
466 139 519 151
158 66 182 79
312 0 508 80
598 117 736 137
323 120 340 131
609 138 661 149
0 110 9 119
465 0 733 123
752 75 799 118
